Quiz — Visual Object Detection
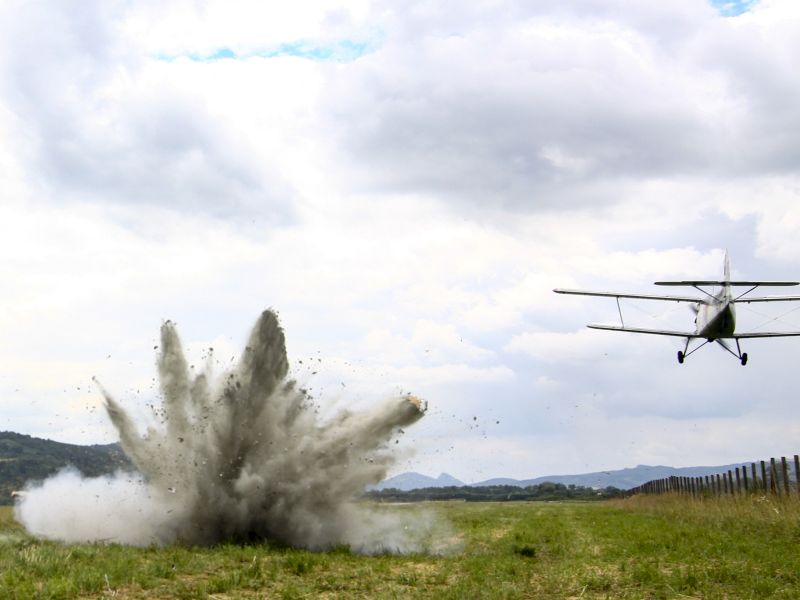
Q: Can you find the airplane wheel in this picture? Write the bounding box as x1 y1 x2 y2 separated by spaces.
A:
677 351 684 364
741 353 748 366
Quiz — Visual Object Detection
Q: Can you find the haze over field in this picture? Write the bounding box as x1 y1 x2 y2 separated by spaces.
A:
2 0 800 483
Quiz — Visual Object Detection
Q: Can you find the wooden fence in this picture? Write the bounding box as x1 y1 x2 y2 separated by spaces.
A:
627 455 800 497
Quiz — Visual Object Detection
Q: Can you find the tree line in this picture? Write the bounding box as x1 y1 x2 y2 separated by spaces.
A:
363 481 624 502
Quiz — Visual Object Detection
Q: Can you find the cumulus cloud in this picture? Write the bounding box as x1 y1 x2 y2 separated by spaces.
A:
4 0 800 481
318 0 800 211
0 2 297 220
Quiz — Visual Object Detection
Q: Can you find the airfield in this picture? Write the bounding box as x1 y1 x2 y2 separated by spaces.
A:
2 495 799 598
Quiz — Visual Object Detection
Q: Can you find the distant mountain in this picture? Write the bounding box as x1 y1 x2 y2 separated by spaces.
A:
370 472 465 491
475 463 754 490
0 431 132 505
380 463 753 492
0 430 759 502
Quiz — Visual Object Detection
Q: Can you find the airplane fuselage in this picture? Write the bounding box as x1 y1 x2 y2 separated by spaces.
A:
695 286 736 341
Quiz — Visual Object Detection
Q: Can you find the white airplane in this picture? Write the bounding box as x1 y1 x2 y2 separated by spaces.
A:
554 253 800 365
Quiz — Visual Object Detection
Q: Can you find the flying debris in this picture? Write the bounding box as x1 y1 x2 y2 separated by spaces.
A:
16 310 437 553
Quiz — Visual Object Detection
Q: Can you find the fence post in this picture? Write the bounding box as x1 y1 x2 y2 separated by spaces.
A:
742 466 748 493
735 467 741 494
751 463 758 493
728 471 735 495
781 457 790 496
795 455 800 496
761 461 768 494
770 458 779 495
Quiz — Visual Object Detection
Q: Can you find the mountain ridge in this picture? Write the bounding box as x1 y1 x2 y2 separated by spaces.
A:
374 462 754 491
1 431 755 498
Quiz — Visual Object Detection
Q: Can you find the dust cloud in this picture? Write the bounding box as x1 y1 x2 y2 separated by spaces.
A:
16 310 441 553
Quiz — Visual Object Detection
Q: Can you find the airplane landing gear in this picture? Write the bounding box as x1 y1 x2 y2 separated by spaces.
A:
741 352 748 366
677 351 685 364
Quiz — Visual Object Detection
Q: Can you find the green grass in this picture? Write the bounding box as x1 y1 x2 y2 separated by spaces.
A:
2 495 800 598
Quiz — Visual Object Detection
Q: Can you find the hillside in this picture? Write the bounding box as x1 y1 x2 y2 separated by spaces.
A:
0 432 131 505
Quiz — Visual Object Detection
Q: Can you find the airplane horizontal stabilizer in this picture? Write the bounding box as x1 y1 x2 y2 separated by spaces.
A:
554 289 699 303
587 324 699 338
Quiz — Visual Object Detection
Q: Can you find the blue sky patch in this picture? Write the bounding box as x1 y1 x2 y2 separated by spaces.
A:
710 0 759 17
156 38 378 64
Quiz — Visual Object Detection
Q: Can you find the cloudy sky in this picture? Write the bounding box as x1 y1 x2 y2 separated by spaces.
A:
2 0 800 482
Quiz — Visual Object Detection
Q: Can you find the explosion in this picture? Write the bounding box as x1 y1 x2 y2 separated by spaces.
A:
16 310 432 553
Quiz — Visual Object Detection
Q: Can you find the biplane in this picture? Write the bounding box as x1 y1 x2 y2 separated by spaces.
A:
554 253 800 365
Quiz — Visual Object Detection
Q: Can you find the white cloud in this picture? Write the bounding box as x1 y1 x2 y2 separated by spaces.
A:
3 0 800 481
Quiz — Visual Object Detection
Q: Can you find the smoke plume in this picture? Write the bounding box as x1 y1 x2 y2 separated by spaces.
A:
16 310 436 553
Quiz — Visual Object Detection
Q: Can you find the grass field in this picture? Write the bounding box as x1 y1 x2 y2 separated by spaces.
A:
2 494 800 599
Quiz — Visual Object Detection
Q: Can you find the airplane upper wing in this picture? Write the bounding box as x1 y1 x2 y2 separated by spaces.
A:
553 289 699 303
655 280 799 287
587 324 699 338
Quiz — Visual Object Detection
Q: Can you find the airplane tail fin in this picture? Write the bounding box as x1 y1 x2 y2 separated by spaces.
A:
724 250 731 286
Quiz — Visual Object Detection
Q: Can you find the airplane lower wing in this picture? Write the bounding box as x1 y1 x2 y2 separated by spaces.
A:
587 324 699 338
733 331 800 338
734 295 800 303
554 289 699 303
